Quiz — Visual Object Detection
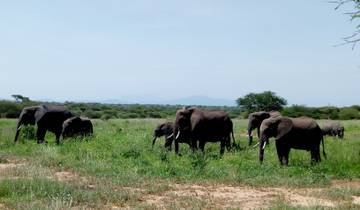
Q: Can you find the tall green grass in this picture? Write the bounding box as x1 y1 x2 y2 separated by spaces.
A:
0 119 359 208
1 119 359 186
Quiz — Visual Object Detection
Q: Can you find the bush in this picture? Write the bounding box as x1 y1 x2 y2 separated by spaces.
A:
20 125 36 141
338 108 359 120
101 114 112 121
281 105 320 119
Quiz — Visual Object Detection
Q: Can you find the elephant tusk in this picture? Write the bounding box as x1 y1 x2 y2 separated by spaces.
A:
175 131 181 140
17 125 22 131
262 141 267 150
166 133 174 139
253 142 260 148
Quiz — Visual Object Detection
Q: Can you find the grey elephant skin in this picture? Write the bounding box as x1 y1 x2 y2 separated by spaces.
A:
173 107 235 155
14 105 74 144
247 111 281 145
321 121 344 139
259 116 326 165
62 116 93 139
152 122 182 150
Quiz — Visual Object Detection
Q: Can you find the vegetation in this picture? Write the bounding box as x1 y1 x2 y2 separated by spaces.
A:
1 93 360 120
236 91 287 114
0 119 359 209
1 99 360 120
333 0 360 47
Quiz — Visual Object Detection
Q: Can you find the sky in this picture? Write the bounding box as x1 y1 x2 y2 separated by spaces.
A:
0 0 359 106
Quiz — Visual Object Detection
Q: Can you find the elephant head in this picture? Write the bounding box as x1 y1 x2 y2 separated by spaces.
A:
174 107 195 141
259 116 292 163
14 106 45 142
247 112 270 144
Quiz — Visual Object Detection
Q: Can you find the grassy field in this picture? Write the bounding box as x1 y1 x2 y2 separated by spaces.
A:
0 119 360 209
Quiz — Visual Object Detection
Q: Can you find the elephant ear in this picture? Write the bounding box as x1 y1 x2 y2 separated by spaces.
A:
276 117 293 140
34 107 46 124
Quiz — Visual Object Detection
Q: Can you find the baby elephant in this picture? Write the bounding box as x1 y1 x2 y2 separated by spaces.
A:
62 116 93 139
152 122 175 149
322 121 344 139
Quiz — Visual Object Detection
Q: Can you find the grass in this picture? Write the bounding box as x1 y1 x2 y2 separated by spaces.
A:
0 118 360 209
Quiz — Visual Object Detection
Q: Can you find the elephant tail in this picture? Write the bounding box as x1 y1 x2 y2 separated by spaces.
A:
322 135 327 159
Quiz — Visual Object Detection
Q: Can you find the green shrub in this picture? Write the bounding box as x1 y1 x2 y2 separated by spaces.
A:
20 125 36 141
338 108 360 120
101 114 112 121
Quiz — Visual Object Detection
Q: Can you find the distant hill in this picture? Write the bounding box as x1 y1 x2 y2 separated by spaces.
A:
99 95 236 107
161 96 236 107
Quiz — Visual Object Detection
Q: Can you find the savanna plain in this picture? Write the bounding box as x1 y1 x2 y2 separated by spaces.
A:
0 119 360 209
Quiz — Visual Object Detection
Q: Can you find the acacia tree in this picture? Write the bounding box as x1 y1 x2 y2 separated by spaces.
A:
236 91 287 113
11 94 30 103
332 0 360 48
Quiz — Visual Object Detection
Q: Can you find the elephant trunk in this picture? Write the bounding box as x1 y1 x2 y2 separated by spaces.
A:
247 121 254 145
259 136 267 163
14 121 23 142
248 129 253 145
152 136 157 148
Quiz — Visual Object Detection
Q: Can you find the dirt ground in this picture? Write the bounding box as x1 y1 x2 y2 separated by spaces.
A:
0 158 359 209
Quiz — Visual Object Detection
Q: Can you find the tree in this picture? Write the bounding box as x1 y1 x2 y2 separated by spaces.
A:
236 91 287 113
11 94 30 103
332 0 360 48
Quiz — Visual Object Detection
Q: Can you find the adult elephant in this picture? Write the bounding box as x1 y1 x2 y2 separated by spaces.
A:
14 105 73 144
247 111 281 145
173 107 235 155
62 116 93 139
321 121 344 139
259 116 326 165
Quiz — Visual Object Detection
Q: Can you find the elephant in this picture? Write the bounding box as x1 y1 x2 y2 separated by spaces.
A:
173 107 235 155
259 116 326 165
247 111 281 145
14 105 74 144
152 122 177 149
321 121 344 139
62 116 93 139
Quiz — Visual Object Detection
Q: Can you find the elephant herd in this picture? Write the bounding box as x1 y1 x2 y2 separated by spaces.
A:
153 109 345 166
13 105 345 166
14 105 93 144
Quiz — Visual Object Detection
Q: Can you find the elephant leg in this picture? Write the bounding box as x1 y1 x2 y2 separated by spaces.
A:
225 136 231 151
249 136 253 146
164 138 173 151
282 148 290 166
36 127 46 144
175 140 180 155
191 139 198 153
310 150 317 164
311 146 321 163
220 140 225 155
199 141 205 153
275 141 283 165
276 141 289 165
55 130 61 145
340 130 344 139
276 145 282 164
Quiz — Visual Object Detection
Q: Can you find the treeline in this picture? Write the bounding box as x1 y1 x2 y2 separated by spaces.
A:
0 100 359 120
281 105 360 120
0 100 241 120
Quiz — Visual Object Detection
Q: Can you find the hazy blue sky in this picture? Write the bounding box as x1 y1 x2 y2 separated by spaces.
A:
1 0 359 106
